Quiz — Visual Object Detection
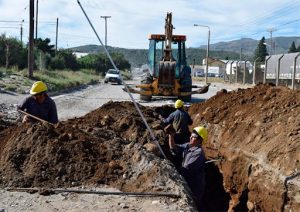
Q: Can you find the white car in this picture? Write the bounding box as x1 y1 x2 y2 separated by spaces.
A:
104 69 122 84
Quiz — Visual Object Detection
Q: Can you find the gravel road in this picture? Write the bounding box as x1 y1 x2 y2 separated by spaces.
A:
0 80 252 211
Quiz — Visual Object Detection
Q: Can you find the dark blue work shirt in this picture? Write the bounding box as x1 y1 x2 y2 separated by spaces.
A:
172 143 206 201
18 95 58 124
163 109 193 134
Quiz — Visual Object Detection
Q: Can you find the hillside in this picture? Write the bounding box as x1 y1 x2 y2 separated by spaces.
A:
71 45 240 68
200 36 300 56
71 36 300 68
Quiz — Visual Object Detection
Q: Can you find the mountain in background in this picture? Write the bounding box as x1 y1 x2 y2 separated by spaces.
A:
71 36 300 68
200 36 300 56
71 45 240 68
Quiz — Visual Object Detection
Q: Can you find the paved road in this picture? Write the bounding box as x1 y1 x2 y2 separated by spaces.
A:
54 80 252 120
0 80 253 121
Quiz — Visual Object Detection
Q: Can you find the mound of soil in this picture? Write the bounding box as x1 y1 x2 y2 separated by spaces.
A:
189 84 300 211
0 102 189 196
1 84 300 211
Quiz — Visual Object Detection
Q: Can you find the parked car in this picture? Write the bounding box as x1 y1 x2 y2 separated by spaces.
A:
104 69 122 84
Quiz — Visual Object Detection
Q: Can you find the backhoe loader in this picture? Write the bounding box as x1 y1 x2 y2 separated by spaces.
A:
125 12 209 101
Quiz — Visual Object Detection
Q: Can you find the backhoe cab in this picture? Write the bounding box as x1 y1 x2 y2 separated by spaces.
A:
125 12 209 101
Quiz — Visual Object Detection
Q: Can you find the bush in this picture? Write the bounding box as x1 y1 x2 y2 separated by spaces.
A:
48 56 65 70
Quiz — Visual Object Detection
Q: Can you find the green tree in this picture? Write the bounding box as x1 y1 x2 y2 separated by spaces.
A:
48 55 65 70
110 52 131 70
297 45 300 52
78 52 131 74
34 38 55 56
56 49 79 70
288 41 297 53
0 34 27 69
254 36 268 62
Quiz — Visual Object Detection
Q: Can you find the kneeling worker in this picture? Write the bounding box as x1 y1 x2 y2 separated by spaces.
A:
168 126 208 211
18 81 58 124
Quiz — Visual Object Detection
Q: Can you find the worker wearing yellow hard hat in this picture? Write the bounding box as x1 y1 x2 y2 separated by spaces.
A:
160 99 193 144
18 81 58 124
174 99 184 109
168 125 208 211
29 81 48 95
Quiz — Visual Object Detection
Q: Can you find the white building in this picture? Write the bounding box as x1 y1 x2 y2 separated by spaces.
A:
73 52 89 58
221 60 253 75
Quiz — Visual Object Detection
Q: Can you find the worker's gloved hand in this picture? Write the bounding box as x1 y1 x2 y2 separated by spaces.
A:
22 115 30 123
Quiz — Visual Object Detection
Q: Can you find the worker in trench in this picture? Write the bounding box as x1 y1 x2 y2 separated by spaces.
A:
160 99 193 144
18 81 58 124
168 125 208 212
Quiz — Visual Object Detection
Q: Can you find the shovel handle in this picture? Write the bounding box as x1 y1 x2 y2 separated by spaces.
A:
17 109 55 126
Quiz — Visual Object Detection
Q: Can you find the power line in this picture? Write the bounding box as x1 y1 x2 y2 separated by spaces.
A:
211 1 300 42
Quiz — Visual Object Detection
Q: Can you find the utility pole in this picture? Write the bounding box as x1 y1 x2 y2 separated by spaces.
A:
35 0 38 39
267 28 277 55
100 16 111 48
20 19 24 44
28 0 34 78
240 47 243 61
55 18 59 54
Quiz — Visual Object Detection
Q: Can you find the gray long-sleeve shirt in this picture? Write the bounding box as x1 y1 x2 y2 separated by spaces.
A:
18 95 58 124
162 109 193 134
173 143 206 200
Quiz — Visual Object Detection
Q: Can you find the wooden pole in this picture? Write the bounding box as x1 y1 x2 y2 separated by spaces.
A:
18 109 55 126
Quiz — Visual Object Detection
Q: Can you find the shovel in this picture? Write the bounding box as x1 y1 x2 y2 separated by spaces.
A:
17 109 55 126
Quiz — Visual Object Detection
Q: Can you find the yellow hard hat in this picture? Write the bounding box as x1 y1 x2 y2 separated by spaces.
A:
193 126 208 143
30 81 48 95
175 99 184 109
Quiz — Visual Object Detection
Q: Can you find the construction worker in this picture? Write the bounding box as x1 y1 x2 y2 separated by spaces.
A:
18 81 58 124
161 99 193 144
168 126 208 211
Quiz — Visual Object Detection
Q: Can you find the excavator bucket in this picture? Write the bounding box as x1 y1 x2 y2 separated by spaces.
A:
158 61 176 88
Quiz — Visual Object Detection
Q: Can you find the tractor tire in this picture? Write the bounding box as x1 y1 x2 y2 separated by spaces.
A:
140 73 153 101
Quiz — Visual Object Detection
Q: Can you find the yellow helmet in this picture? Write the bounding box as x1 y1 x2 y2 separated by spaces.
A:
30 81 48 95
175 99 184 109
193 126 208 143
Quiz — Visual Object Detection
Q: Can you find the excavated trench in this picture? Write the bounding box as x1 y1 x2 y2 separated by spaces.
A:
1 84 300 211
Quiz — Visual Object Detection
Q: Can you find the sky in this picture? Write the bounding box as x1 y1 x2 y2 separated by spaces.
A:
0 0 300 49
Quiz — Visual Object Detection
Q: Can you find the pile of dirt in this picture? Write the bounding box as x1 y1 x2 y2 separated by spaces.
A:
189 83 300 211
0 101 196 210
1 84 300 211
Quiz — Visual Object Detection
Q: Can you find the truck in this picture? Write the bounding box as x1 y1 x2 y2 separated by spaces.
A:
125 12 209 101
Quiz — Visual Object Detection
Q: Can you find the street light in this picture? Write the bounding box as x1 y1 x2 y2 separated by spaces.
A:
263 42 271 56
194 24 210 84
100 16 111 48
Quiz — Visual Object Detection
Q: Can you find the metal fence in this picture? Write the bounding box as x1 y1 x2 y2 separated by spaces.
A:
224 60 255 85
220 53 300 90
265 53 300 89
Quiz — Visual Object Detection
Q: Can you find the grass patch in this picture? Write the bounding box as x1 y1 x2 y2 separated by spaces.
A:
33 69 100 91
0 68 101 93
4 84 18 92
